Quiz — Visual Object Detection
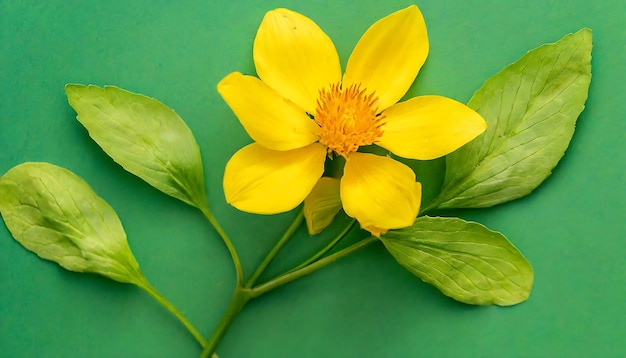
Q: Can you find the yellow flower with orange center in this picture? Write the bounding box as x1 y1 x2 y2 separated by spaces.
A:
218 5 486 236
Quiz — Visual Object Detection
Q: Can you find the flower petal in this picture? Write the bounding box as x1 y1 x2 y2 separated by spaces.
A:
341 153 421 236
254 8 342 114
224 143 326 214
218 72 320 151
377 95 487 160
304 177 342 235
343 5 428 111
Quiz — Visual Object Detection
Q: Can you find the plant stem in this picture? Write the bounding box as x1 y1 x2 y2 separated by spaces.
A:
201 215 374 356
244 209 304 288
200 286 251 358
290 218 357 272
201 207 244 285
137 278 207 349
250 236 377 298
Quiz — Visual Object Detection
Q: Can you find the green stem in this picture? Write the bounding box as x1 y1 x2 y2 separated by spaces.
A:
290 219 357 272
137 278 207 349
200 286 251 358
200 213 371 356
244 209 304 288
199 210 303 358
250 236 377 298
201 207 244 285
200 235 376 356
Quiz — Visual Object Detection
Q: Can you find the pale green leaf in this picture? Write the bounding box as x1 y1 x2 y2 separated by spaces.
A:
65 84 209 212
429 29 592 209
380 216 533 306
0 162 145 285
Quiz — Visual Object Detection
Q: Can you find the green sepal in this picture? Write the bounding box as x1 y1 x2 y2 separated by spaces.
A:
380 216 534 306
65 84 210 212
0 162 145 285
429 29 592 209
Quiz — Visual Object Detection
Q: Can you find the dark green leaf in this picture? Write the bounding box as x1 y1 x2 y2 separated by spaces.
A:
380 216 533 306
0 162 145 284
429 29 592 209
65 84 210 212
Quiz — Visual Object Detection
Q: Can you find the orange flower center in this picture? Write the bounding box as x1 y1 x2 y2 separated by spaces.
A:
313 83 385 158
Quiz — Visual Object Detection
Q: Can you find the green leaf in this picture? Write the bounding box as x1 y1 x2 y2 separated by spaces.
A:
65 84 209 212
429 29 592 210
380 216 533 306
0 162 145 285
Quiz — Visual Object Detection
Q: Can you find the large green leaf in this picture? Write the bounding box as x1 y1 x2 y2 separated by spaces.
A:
65 85 209 212
428 29 592 210
380 216 533 306
0 162 209 347
0 162 145 284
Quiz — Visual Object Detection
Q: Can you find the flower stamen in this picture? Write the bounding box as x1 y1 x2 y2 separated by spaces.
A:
314 83 385 157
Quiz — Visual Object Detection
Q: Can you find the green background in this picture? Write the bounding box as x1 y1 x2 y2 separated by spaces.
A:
1 0 624 357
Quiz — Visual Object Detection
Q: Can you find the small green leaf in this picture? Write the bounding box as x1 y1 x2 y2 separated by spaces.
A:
65 84 209 212
380 216 533 306
0 162 144 284
429 29 592 209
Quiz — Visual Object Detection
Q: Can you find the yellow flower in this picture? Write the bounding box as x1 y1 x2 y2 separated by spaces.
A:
218 5 486 236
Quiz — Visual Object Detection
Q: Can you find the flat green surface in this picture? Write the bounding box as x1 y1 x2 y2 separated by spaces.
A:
1 1 625 357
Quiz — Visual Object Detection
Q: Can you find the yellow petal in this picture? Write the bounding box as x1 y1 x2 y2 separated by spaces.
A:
303 177 342 235
218 72 320 151
361 182 422 237
224 143 326 214
254 8 342 114
343 5 428 111
377 95 487 160
341 153 421 236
